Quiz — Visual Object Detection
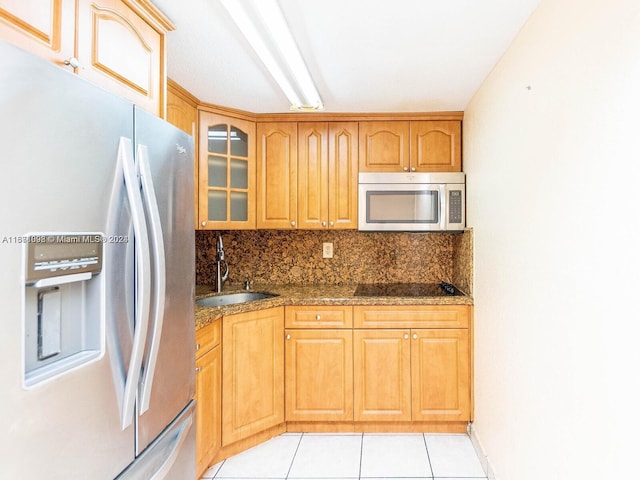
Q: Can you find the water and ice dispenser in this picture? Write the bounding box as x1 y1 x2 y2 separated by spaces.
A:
23 233 105 388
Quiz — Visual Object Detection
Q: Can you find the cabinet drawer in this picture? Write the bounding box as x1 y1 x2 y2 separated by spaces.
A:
195 319 221 358
285 306 353 328
353 305 469 329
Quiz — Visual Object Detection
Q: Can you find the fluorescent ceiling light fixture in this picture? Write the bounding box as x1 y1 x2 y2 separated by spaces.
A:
220 0 324 111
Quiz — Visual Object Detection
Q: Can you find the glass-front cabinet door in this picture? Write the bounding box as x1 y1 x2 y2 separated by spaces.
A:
198 111 256 229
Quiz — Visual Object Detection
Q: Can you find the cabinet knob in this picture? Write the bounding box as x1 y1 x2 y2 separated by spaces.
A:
64 57 79 69
195 366 202 373
322 221 327 227
412 333 418 340
403 166 409 171
286 334 291 340
329 221 334 227
201 221 207 227
316 315 321 321
195 343 200 351
411 167 416 172
403 333 409 340
290 220 296 227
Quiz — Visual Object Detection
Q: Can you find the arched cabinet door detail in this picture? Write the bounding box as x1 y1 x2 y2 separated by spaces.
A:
198 111 256 230
0 0 75 65
76 0 171 116
411 121 461 172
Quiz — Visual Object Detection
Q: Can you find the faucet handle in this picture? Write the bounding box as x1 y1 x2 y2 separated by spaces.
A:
243 279 252 291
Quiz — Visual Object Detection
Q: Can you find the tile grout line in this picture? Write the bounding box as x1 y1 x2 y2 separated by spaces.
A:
423 433 434 480
210 458 225 479
284 432 305 480
358 432 364 480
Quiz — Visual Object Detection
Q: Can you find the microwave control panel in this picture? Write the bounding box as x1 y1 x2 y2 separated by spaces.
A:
449 190 463 224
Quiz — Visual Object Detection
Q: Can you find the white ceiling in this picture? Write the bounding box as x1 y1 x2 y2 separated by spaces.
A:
153 0 542 113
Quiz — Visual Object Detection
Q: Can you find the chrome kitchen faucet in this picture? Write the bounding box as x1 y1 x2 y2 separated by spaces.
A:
216 233 229 293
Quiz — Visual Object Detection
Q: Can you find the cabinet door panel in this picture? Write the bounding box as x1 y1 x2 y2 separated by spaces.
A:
298 122 328 229
411 329 470 421
195 345 221 477
411 121 461 172
222 307 284 446
285 329 353 421
0 0 75 65
328 122 358 228
257 122 298 229
358 121 409 172
353 329 411 421
76 0 162 115
198 112 256 229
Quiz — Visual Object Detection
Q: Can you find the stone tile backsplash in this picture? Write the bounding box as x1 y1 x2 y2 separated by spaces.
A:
196 229 473 294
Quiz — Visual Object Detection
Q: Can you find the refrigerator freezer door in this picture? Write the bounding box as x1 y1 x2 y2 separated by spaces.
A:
133 107 195 455
116 400 196 480
0 41 135 478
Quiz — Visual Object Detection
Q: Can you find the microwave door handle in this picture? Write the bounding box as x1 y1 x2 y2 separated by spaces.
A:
439 185 447 230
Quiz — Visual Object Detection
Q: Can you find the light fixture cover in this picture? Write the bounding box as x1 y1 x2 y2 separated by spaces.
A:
220 0 324 111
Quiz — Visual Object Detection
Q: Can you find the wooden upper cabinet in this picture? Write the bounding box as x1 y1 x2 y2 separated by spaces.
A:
198 111 256 230
297 122 328 229
359 121 410 172
411 121 461 172
328 123 358 228
359 120 462 172
76 0 171 117
0 0 173 117
166 80 199 229
257 122 298 229
297 122 358 229
167 80 198 136
0 0 76 66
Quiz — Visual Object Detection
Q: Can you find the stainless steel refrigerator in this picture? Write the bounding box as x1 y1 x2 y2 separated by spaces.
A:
0 40 196 479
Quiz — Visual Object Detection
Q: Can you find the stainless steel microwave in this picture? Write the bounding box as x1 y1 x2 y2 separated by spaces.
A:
358 172 465 231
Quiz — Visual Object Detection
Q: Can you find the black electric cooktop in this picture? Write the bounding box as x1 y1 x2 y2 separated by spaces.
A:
353 282 463 297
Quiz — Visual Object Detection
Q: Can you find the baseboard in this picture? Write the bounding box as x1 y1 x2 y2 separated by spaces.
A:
468 422 498 480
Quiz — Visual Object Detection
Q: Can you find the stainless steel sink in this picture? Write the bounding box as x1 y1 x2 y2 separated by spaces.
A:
195 291 278 308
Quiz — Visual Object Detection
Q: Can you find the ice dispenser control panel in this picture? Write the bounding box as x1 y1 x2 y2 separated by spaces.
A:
23 233 104 388
25 234 103 284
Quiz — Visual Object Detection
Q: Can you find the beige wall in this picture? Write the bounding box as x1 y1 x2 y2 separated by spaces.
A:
464 0 640 478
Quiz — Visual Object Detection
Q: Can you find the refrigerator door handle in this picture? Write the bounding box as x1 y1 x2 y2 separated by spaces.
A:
115 401 195 480
149 411 193 480
136 144 167 414
119 137 152 430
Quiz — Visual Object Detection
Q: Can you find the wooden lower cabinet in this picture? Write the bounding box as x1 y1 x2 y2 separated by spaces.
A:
353 305 471 423
411 328 470 421
195 320 221 478
353 329 412 421
354 328 470 422
207 304 471 464
285 329 353 421
222 307 284 446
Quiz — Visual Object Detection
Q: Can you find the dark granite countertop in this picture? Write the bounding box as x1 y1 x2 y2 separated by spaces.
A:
195 283 473 330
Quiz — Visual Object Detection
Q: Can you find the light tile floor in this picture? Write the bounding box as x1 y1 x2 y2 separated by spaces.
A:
200 432 487 480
